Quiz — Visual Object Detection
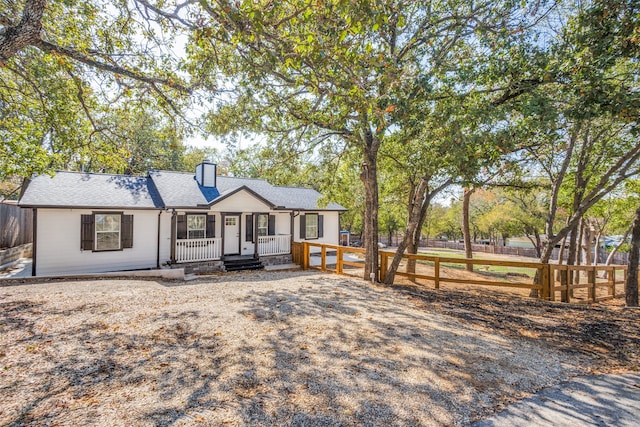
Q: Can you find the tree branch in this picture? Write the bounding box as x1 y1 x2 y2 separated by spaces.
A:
133 0 197 29
34 39 191 93
0 0 45 64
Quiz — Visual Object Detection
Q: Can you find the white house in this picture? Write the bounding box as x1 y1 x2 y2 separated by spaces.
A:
18 161 345 276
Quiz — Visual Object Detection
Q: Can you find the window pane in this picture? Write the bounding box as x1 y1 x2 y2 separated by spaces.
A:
95 214 121 250
225 217 236 226
258 214 268 236
188 215 206 230
189 229 205 239
95 214 120 232
96 232 120 250
187 215 206 239
306 214 318 239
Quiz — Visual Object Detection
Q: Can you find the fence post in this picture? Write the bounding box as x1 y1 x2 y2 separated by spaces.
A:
321 246 326 271
380 252 388 283
540 265 550 300
434 258 440 289
561 267 569 303
588 267 597 303
608 267 614 296
337 246 343 275
548 265 555 302
302 242 309 270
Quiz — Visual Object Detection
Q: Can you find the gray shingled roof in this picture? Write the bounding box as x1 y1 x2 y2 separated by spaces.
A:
150 170 346 210
148 171 208 207
19 172 162 209
19 170 346 211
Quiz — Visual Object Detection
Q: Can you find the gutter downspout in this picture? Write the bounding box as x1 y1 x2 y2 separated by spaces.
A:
291 210 302 258
156 210 162 268
170 210 177 264
31 208 37 277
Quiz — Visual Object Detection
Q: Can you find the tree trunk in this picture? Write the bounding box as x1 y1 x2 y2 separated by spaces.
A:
405 183 419 277
573 219 583 287
382 177 452 285
555 234 568 281
462 187 475 272
593 230 602 266
606 226 632 266
524 231 539 256
603 224 633 278
0 0 46 64
625 205 640 307
534 230 542 258
360 131 380 281
383 178 430 285
583 221 593 267
406 205 429 282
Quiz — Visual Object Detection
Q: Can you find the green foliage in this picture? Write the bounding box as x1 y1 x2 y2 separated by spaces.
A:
1 0 191 178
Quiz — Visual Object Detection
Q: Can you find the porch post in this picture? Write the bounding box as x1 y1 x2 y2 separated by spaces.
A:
290 211 294 254
170 211 176 264
220 213 226 258
254 213 259 258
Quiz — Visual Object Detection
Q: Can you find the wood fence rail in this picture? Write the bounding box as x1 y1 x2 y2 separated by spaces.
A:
292 242 629 304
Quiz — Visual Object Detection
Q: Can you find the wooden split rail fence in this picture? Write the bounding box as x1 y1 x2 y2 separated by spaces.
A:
292 242 628 304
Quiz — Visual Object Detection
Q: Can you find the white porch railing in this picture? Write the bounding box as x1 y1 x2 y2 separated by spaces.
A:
258 234 291 256
176 238 222 263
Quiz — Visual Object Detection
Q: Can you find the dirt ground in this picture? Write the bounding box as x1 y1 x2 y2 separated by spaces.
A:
1 270 640 426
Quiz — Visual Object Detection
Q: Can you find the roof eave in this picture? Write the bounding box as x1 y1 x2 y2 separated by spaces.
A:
17 204 162 210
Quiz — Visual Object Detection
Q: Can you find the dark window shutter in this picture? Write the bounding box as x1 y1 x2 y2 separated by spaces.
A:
206 215 215 238
268 215 275 235
122 214 134 248
300 214 306 239
176 215 187 239
246 214 254 242
318 215 324 238
81 214 94 250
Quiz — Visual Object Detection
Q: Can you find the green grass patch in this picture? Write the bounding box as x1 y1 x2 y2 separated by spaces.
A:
415 249 537 279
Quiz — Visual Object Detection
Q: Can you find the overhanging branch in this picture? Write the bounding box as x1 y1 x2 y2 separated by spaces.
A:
35 39 191 93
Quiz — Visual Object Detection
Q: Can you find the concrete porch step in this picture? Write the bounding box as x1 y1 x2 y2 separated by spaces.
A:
223 255 264 272
263 263 301 271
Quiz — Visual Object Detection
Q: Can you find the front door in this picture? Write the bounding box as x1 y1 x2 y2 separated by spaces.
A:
224 215 240 255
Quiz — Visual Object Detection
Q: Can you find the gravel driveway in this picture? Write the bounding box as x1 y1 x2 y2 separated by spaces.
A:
1 271 590 426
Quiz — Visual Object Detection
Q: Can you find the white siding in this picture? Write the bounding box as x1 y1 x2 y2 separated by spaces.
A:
158 211 172 266
240 213 255 256
212 191 271 212
36 209 161 276
293 211 340 246
240 212 291 256
274 212 291 235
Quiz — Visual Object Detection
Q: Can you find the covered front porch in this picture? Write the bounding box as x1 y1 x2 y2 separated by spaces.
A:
174 234 292 263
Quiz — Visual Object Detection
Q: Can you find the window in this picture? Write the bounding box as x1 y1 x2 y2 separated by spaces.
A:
187 215 206 239
95 213 121 250
82 213 133 251
305 213 318 239
225 217 236 226
257 214 269 237
300 213 323 240
176 213 214 240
